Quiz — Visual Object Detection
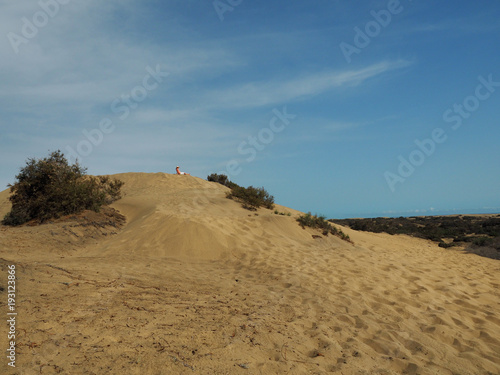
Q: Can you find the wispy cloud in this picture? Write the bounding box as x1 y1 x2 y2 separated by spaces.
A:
203 60 413 109
389 14 500 37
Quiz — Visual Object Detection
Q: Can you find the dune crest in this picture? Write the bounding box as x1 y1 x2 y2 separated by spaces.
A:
87 172 319 261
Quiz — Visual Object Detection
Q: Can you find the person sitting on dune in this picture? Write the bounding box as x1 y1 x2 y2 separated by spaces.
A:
176 166 190 175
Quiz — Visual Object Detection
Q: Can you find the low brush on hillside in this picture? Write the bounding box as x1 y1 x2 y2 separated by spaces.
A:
331 215 500 259
2 150 124 226
298 212 352 243
207 173 274 211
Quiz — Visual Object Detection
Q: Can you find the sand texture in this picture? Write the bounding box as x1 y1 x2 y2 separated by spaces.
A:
0 172 499 374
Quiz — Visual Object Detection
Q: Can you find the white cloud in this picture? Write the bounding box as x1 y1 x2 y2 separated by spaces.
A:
0 1 414 189
203 60 413 109
322 121 362 132
0 0 241 111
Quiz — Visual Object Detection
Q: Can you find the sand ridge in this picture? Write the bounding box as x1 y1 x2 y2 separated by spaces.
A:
0 172 499 374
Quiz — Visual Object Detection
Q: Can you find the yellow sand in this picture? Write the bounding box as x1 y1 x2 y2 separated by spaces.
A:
0 172 499 374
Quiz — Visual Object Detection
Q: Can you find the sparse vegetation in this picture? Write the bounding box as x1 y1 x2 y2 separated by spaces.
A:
2 150 124 226
274 210 291 216
331 215 500 259
297 212 352 243
207 174 274 211
207 173 237 189
227 185 275 210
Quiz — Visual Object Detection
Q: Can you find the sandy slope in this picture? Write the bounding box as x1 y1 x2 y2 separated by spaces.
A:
0 172 499 375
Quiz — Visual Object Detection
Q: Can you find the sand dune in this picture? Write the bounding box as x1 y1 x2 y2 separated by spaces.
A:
0 172 499 374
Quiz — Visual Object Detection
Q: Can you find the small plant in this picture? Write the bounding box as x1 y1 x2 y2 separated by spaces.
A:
438 241 456 248
208 174 274 211
472 237 492 247
2 150 124 226
207 173 237 189
227 185 274 211
274 210 291 216
297 212 352 243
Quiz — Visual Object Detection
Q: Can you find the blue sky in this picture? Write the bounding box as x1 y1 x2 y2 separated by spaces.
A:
1 0 499 218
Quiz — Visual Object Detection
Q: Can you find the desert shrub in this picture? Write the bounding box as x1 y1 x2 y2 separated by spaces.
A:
274 210 290 216
472 237 492 247
438 241 456 248
208 174 274 211
207 173 237 189
297 212 351 243
453 236 468 243
330 215 500 258
297 213 330 235
2 150 124 226
227 185 274 210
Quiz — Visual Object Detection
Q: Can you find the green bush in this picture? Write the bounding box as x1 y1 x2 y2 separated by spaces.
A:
207 174 274 211
274 210 291 216
2 150 124 226
297 212 352 243
472 237 492 247
438 241 456 248
227 185 274 211
297 212 330 235
207 173 237 189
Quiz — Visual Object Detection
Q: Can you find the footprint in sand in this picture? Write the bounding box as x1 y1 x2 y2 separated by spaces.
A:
279 304 296 322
